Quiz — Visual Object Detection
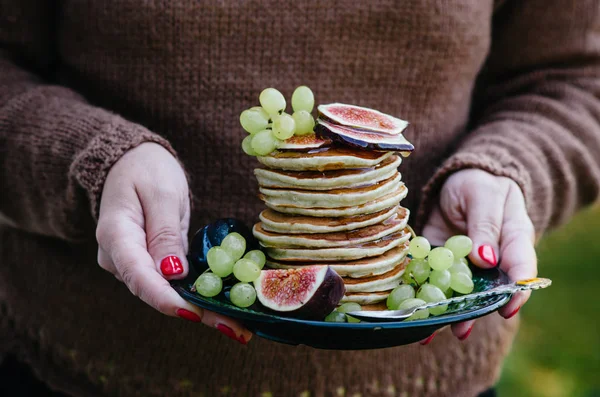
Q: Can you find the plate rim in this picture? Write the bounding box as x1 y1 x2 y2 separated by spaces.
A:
171 283 512 329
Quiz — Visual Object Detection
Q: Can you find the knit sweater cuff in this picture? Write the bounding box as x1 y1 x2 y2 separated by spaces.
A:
71 117 178 221
417 150 533 230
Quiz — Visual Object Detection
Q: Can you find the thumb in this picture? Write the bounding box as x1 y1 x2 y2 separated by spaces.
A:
464 188 504 269
144 188 190 280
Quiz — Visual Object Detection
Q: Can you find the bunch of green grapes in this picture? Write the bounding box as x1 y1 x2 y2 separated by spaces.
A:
240 86 316 156
386 235 475 320
194 232 267 308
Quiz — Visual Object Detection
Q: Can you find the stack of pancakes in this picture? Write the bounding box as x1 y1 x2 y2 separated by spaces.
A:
252 146 411 307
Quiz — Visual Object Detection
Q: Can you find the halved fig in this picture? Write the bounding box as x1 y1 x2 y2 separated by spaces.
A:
318 103 408 135
277 133 332 150
254 266 345 320
315 120 414 152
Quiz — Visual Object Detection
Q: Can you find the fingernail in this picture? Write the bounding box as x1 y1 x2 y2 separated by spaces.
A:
176 308 202 322
216 324 246 345
478 245 497 267
506 306 521 319
420 333 436 345
161 256 184 276
459 325 474 341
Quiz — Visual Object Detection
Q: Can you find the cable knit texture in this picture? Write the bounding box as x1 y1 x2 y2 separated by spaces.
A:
0 1 599 396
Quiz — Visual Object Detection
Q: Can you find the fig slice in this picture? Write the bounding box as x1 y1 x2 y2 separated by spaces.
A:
315 119 414 152
277 133 332 150
254 266 345 320
318 103 409 135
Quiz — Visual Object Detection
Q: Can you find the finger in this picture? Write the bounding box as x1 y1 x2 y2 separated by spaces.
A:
97 247 117 274
498 184 537 318
112 240 252 341
143 186 189 280
465 186 506 269
451 320 475 341
422 205 457 245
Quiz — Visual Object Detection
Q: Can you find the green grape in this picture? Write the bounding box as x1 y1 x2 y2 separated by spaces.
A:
233 259 261 282
229 282 257 308
398 298 429 321
291 86 314 113
443 288 453 298
428 247 454 271
272 113 296 140
194 272 223 298
337 302 362 323
409 236 431 259
450 272 475 294
404 258 430 285
206 246 235 277
444 235 473 258
251 129 279 156
221 232 246 261
429 269 451 291
292 110 315 135
416 283 447 316
324 310 347 323
243 250 266 269
337 302 362 313
449 258 473 278
386 284 416 310
259 88 286 115
241 135 257 156
240 107 270 134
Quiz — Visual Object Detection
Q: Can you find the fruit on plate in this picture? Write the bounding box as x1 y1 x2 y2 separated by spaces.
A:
188 218 258 274
315 119 414 152
318 103 409 135
254 266 346 320
389 234 476 318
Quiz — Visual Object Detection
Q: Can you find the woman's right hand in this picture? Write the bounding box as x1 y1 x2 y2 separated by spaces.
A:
95 142 251 344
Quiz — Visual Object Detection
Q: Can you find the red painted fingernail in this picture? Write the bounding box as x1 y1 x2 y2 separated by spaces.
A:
161 256 184 275
459 325 473 341
478 245 497 267
506 306 521 319
176 308 201 322
216 324 245 345
420 333 436 345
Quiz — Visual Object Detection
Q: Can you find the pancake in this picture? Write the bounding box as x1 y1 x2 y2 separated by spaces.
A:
259 173 401 209
257 148 393 171
254 155 401 190
342 262 406 293
266 242 409 278
253 207 409 248
259 206 398 234
263 228 411 261
263 184 407 217
340 290 392 305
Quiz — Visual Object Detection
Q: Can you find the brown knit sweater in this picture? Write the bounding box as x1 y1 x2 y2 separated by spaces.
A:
1 1 599 396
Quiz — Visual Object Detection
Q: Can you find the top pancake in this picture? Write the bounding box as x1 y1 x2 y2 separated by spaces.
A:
255 155 401 190
257 148 394 171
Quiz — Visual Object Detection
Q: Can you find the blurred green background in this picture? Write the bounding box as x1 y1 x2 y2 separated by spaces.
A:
497 205 600 397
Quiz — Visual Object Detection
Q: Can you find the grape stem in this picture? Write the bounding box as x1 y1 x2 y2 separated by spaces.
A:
409 272 421 288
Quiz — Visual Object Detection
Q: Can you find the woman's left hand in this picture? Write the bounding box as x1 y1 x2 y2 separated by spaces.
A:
422 169 538 341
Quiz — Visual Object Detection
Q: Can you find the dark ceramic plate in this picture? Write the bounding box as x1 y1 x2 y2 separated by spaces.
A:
171 264 511 350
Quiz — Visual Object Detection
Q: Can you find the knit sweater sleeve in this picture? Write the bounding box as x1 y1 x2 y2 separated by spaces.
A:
0 2 176 241
419 0 600 233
